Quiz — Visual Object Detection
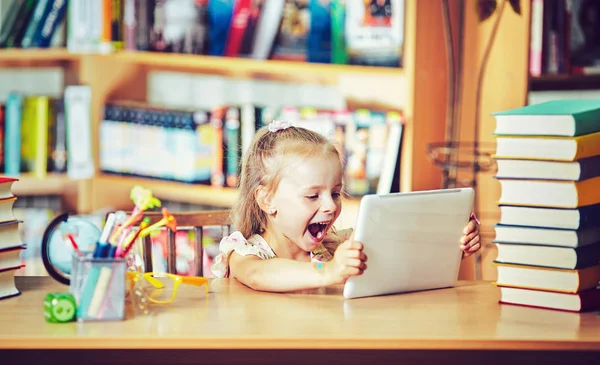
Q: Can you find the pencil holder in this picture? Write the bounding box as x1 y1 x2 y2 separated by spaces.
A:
70 254 127 322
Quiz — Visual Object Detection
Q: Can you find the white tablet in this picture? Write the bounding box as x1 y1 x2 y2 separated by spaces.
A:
343 188 475 299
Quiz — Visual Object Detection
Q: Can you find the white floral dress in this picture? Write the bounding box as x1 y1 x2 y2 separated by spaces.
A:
210 229 352 278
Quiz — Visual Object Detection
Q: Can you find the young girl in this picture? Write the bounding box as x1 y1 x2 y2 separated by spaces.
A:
211 120 481 292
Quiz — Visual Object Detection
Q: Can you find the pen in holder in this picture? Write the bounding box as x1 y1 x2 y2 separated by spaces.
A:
70 254 127 322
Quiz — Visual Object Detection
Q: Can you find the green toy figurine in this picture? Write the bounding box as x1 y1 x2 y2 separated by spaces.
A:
44 292 76 323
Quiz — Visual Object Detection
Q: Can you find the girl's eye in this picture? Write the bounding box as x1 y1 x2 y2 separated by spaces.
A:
306 195 319 200
332 192 341 199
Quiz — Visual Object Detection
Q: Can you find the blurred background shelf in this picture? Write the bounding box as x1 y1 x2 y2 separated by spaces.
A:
110 51 404 80
92 174 240 210
11 173 76 196
0 48 403 81
0 48 79 64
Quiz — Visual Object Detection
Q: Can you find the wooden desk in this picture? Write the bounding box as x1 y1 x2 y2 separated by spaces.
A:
1 277 599 365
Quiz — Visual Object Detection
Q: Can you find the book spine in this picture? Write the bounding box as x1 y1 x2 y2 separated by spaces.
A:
4 0 36 48
224 0 252 57
575 243 600 270
65 86 95 180
134 0 153 51
250 0 284 59
111 0 124 50
4 93 22 176
0 0 23 47
210 107 226 188
578 203 600 228
238 0 261 57
31 0 68 48
33 97 50 178
123 0 136 50
307 0 332 63
529 0 543 77
224 107 241 187
20 0 50 48
578 155 600 181
330 0 347 64
207 0 235 56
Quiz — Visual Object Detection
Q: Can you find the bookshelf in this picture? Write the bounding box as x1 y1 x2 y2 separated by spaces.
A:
529 74 600 91
11 173 74 196
1 0 448 228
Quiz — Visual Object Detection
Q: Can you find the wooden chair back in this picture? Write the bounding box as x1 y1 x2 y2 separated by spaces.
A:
110 210 231 276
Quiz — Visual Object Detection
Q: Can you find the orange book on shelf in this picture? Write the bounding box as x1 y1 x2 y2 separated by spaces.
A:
494 262 600 294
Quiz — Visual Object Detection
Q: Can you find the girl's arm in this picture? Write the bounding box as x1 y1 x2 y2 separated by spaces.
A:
229 239 366 292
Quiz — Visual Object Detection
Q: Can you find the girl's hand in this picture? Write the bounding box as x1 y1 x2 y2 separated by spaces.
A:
326 238 368 285
460 216 481 258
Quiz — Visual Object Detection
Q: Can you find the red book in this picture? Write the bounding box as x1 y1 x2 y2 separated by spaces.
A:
224 0 252 57
0 177 17 200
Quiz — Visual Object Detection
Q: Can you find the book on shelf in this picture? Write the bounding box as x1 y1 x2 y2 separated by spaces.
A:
0 0 405 68
20 95 51 179
494 262 600 294
494 241 600 270
345 0 404 67
271 0 309 62
98 99 403 195
494 131 600 162
0 0 35 48
497 285 600 313
496 177 600 208
493 224 600 249
65 85 94 180
307 0 332 64
498 203 600 230
494 154 600 181
492 100 600 137
4 92 22 177
528 0 600 78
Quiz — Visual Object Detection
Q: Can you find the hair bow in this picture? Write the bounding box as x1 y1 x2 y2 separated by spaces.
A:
268 120 293 132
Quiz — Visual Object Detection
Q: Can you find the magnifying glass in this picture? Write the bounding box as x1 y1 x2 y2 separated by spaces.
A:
41 213 102 285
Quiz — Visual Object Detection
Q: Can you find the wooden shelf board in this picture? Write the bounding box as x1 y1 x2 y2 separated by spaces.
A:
529 74 600 91
108 51 404 80
0 48 79 63
11 173 73 196
95 174 239 208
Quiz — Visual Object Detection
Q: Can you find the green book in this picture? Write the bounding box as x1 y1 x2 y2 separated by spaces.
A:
331 0 347 65
492 100 600 137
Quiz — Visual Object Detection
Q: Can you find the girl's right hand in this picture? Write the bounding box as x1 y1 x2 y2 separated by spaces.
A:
326 239 368 285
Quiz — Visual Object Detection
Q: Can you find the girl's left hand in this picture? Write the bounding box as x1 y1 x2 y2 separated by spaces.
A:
460 217 481 258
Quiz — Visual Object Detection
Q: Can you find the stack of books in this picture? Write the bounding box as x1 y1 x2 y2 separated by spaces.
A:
491 100 600 312
0 176 25 300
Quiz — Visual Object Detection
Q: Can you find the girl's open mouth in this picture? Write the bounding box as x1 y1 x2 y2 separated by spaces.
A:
307 222 328 241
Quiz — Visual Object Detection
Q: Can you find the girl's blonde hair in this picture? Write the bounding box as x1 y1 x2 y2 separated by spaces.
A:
232 125 342 237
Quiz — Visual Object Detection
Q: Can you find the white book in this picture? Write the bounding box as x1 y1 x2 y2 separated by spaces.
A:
250 0 285 60
65 85 95 180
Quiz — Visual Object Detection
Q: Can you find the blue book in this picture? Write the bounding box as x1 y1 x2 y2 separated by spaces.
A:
307 0 331 63
31 0 68 48
207 0 235 56
4 93 22 176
